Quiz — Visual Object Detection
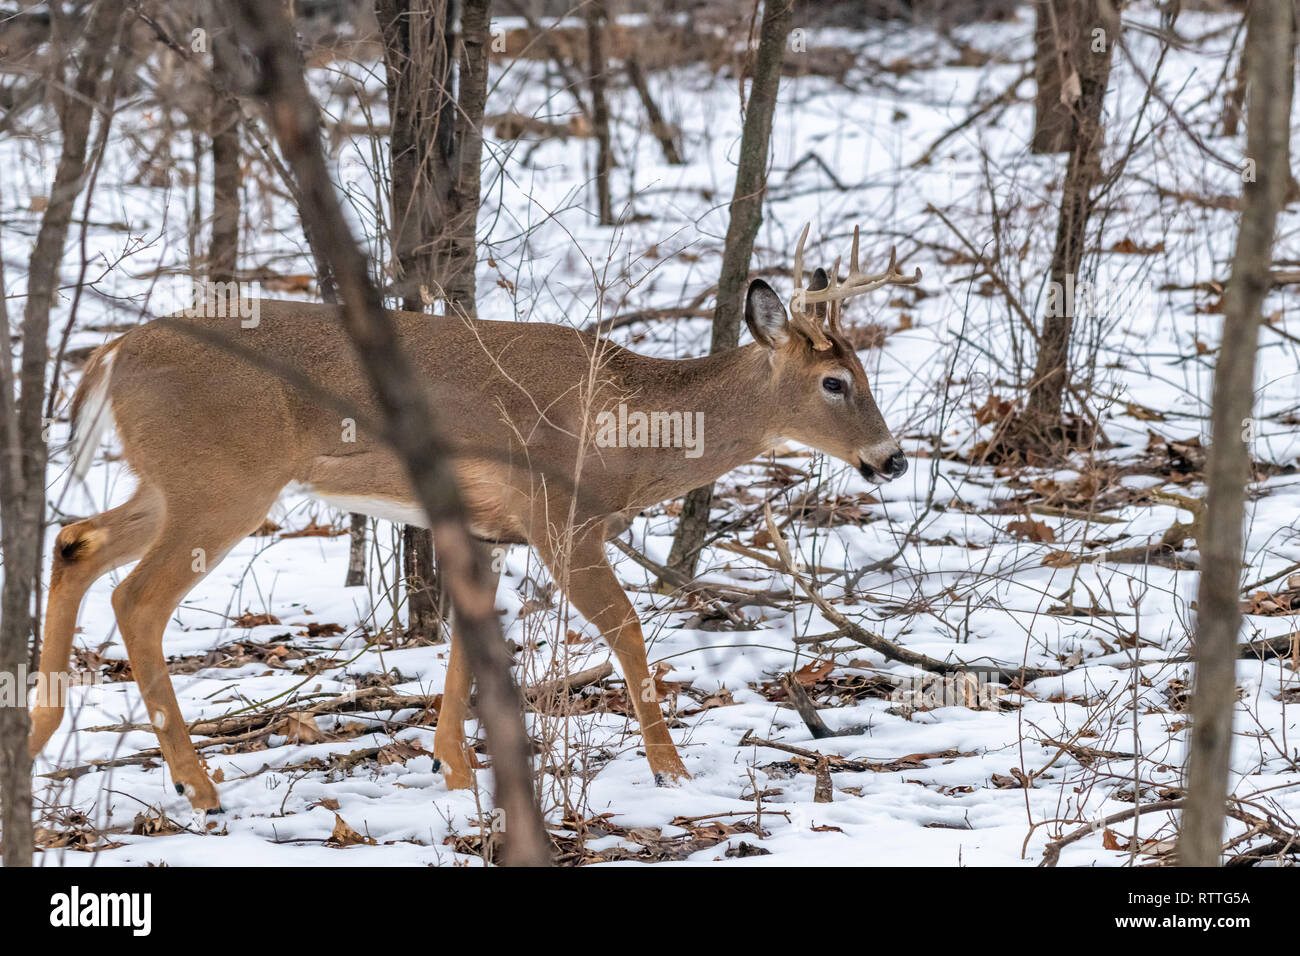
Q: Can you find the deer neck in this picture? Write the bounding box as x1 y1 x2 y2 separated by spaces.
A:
619 343 783 498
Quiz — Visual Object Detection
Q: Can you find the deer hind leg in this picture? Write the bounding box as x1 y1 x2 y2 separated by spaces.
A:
433 541 503 791
29 488 163 757
538 526 689 785
110 497 279 811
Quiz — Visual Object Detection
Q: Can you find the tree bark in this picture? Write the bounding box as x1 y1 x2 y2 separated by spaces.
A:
209 14 241 285
345 512 369 587
0 0 126 869
664 0 791 580
377 0 458 642
402 522 442 640
585 0 614 226
1178 0 1294 868
229 0 551 866
444 0 491 319
1031 0 1069 153
1023 0 1117 437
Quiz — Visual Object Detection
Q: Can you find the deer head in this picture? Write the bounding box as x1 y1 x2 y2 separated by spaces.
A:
743 224 920 483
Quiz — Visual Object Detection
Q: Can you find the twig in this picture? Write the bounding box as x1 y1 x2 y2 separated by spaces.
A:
521 661 613 701
763 504 1061 684
1039 799 1184 867
909 66 1032 168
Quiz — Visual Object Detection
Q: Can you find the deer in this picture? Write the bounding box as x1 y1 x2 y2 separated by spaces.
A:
28 225 919 811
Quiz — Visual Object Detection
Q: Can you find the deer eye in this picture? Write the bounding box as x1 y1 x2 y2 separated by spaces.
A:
822 376 844 394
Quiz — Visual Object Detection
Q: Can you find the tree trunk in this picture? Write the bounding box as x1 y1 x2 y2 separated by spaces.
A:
1031 0 1069 153
209 16 241 284
444 0 491 319
377 0 459 642
1178 0 1294 868
402 522 442 640
0 0 126 869
664 0 792 580
345 512 369 587
585 0 614 226
229 0 551 867
1023 0 1117 439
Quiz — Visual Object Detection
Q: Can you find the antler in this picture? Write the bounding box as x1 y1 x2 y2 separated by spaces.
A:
789 224 921 349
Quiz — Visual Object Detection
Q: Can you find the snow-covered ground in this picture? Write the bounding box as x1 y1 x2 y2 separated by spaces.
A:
7 4 1300 865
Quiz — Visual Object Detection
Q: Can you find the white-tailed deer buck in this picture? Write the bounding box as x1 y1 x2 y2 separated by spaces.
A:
30 226 918 810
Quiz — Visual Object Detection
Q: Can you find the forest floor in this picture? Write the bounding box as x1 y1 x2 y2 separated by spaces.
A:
9 3 1300 865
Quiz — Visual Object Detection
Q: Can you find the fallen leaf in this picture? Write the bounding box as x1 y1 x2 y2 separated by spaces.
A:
281 712 325 743
328 814 376 847
1102 828 1131 852
793 658 835 687
231 611 281 628
1007 518 1056 543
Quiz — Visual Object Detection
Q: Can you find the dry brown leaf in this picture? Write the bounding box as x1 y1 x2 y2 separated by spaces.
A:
793 659 835 687
279 519 343 539
1007 518 1056 543
1110 237 1165 255
282 712 325 743
231 611 281 628
1124 401 1166 422
1102 828 1131 852
329 814 376 847
974 393 1014 426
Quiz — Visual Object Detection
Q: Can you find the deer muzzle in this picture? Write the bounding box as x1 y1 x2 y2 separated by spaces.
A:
858 447 908 483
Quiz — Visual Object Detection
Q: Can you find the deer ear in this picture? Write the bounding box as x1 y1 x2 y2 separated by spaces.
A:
744 279 789 348
807 267 830 320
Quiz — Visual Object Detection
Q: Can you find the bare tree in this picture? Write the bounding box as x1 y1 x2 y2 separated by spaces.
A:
228 0 550 866
445 0 492 318
585 0 614 226
1178 0 1294 868
1030 0 1070 153
1022 0 1118 442
377 0 459 642
376 0 491 624
345 512 369 587
0 0 127 868
665 0 792 578
208 9 240 284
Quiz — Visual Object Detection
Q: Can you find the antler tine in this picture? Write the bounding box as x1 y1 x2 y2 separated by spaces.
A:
788 226 921 346
801 238 922 307
787 222 832 349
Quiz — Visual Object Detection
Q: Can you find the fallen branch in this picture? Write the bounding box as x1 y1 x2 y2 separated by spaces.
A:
1039 799 1184 867
782 674 836 739
521 661 613 702
763 505 1061 684
608 537 751 627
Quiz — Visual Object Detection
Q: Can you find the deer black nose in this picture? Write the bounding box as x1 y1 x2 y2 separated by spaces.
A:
883 451 908 479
